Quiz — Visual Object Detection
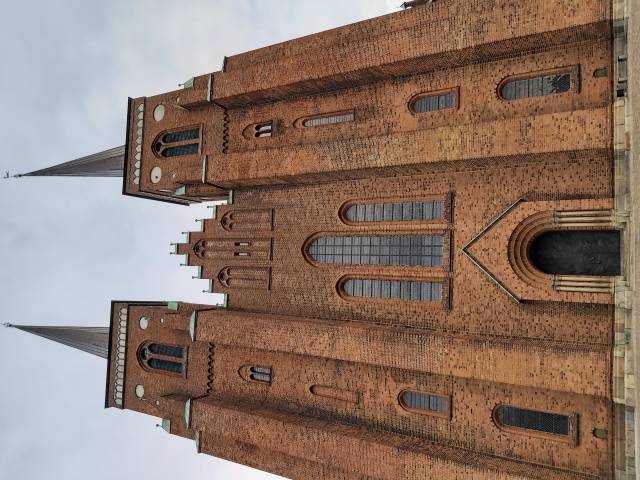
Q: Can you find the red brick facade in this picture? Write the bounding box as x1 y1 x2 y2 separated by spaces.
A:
109 1 624 478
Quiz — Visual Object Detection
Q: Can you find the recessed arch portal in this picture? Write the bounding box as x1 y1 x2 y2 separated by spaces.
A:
529 230 621 276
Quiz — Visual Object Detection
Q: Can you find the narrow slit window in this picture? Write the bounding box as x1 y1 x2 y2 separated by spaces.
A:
501 71 572 100
495 405 571 436
343 279 442 302
410 90 457 113
308 235 445 267
400 391 450 418
302 111 354 128
345 200 445 223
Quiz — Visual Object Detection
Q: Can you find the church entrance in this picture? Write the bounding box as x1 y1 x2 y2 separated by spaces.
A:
529 230 621 276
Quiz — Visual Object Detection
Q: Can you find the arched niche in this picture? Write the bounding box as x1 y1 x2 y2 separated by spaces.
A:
509 210 620 294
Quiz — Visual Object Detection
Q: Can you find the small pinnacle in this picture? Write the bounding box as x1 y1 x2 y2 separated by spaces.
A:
400 0 432 8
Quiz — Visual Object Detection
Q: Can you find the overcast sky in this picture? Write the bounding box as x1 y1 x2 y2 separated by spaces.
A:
0 1 398 479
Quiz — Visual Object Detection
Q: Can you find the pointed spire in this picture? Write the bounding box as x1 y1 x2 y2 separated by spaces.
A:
11 145 125 178
4 324 109 358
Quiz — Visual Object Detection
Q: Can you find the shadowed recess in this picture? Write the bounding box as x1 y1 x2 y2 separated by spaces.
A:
529 230 621 276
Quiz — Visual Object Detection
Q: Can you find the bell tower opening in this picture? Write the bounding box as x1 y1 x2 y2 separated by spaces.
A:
529 230 621 276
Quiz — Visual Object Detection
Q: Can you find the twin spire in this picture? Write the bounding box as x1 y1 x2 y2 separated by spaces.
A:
3 146 125 357
7 145 125 179
3 323 109 358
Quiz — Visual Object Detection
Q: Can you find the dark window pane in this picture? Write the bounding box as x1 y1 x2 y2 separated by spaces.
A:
344 200 445 223
502 72 572 100
303 112 354 127
412 91 457 113
343 279 442 302
163 128 200 143
161 143 199 157
309 235 444 267
496 406 570 436
401 391 448 414
148 358 183 374
149 343 184 358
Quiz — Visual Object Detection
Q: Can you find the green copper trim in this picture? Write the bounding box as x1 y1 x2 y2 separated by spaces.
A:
161 418 171 433
228 190 234 205
184 398 192 429
593 68 608 78
208 205 218 219
180 77 195 88
201 155 207 184
195 431 201 453
593 428 608 439
175 185 187 197
206 74 212 102
167 302 179 311
189 311 197 342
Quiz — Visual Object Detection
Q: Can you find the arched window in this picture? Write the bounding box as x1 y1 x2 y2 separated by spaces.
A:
239 365 273 384
500 70 573 100
494 405 572 437
249 366 272 383
342 278 442 302
153 127 201 157
301 111 354 127
308 235 444 267
529 230 621 276
410 89 457 113
139 342 187 375
254 122 273 138
343 200 445 223
399 390 450 418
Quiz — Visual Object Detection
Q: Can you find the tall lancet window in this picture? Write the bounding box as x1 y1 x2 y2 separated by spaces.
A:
153 127 201 158
139 342 187 375
307 235 445 267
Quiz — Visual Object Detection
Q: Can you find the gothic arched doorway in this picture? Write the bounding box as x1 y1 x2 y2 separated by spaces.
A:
529 230 621 276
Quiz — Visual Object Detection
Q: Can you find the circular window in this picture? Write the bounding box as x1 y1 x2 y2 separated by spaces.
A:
153 104 165 122
150 166 162 184
139 317 149 330
135 384 145 399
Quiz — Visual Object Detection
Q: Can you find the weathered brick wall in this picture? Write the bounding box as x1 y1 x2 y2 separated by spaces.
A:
110 1 621 478
180 152 613 344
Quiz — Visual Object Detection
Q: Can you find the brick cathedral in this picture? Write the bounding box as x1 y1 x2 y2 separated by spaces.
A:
5 1 638 479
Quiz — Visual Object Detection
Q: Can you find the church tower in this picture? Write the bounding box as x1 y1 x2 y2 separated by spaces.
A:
5 0 637 479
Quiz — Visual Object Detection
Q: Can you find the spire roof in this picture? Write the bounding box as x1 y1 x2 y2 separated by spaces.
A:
11 145 125 178
4 324 109 358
